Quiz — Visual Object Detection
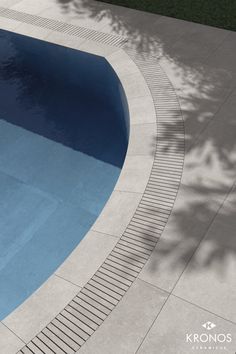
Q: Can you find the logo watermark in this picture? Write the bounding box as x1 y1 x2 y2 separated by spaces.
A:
202 322 216 331
185 321 232 351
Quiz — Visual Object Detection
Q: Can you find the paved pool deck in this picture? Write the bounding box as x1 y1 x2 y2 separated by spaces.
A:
0 0 236 353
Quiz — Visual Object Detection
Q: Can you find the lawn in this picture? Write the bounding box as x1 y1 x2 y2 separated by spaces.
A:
98 0 236 31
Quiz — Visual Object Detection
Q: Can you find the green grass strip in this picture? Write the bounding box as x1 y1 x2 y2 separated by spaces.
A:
99 0 236 31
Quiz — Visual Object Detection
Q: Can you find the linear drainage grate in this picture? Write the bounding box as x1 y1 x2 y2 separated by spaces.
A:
0 7 127 47
0 9 185 353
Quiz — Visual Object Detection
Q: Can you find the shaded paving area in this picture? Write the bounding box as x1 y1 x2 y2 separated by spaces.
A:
54 0 236 302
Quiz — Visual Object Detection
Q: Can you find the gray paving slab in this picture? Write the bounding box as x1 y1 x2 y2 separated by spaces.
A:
38 4 78 22
118 72 151 99
138 183 221 292
76 279 168 354
127 95 156 125
114 155 153 193
14 22 52 40
0 322 24 354
225 183 236 206
179 87 234 152
127 123 157 157
0 15 20 30
158 55 236 96
10 0 50 15
56 230 118 288
167 25 229 63
68 11 111 32
192 89 236 151
142 91 236 293
92 191 142 238
102 9 189 55
77 38 119 57
0 0 21 6
40 3 109 30
205 32 236 74
181 89 236 196
158 58 236 149
3 275 79 343
115 156 153 193
137 295 236 354
173 187 236 323
99 3 161 39
106 49 140 77
45 30 86 49
152 15 201 40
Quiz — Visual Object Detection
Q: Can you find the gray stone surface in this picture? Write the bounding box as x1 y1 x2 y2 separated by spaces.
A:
37 4 78 22
56 230 118 288
119 72 151 99
45 30 86 49
0 16 20 30
181 89 236 199
14 22 52 39
127 95 156 125
3 275 79 342
173 189 236 323
77 279 168 354
127 123 157 157
106 49 140 77
77 38 119 57
205 32 236 73
40 3 109 30
10 0 51 15
137 295 236 354
168 25 228 62
114 155 153 193
138 183 221 292
158 57 235 149
0 0 22 6
92 191 141 237
0 322 24 354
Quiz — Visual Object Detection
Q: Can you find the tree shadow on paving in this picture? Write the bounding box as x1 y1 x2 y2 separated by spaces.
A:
55 0 236 274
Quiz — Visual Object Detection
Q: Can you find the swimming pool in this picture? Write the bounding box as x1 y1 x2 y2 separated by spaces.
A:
0 29 129 320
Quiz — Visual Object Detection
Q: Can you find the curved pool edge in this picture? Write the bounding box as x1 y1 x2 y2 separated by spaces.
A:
0 22 156 343
0 10 185 354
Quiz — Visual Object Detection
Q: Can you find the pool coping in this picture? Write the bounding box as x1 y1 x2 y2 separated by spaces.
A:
0 7 185 354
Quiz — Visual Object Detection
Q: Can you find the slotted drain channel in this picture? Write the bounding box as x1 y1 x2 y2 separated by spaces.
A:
0 8 185 353
0 7 127 47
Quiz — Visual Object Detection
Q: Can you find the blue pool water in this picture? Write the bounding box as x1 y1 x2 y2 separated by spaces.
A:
0 29 129 319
